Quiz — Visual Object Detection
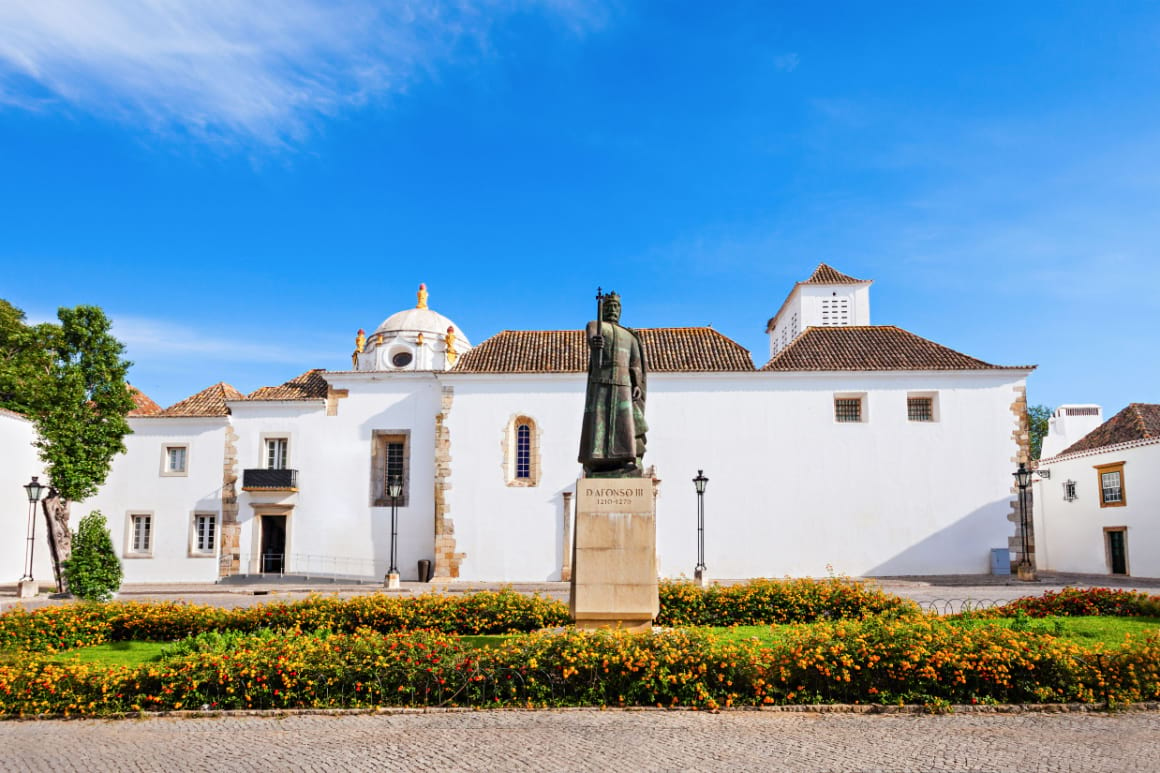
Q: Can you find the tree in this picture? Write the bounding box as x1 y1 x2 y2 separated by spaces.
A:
61 510 123 601
0 300 134 591
1028 404 1051 460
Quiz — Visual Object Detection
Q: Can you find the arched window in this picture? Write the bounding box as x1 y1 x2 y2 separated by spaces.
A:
504 415 540 487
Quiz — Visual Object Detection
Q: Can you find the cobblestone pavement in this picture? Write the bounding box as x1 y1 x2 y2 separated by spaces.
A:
2 709 1158 772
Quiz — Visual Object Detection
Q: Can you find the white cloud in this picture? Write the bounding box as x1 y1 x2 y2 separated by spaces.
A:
112 314 333 365
0 0 601 146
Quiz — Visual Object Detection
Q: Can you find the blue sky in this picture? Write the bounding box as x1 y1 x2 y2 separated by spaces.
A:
0 1 1157 412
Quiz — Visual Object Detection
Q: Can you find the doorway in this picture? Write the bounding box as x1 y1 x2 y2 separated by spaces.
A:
1105 528 1128 575
260 515 287 574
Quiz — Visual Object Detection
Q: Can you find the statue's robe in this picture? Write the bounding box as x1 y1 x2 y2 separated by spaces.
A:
578 320 648 472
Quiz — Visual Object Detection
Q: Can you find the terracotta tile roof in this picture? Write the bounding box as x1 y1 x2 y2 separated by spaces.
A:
761 326 1022 371
1059 403 1160 455
128 387 163 416
160 382 244 417
803 263 869 285
0 406 29 421
246 369 329 401
452 328 754 373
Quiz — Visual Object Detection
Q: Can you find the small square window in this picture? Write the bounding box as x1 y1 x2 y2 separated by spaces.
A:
907 397 933 422
834 397 863 423
161 444 189 476
127 513 153 556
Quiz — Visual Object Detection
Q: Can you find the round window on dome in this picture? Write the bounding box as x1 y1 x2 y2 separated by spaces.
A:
391 351 413 368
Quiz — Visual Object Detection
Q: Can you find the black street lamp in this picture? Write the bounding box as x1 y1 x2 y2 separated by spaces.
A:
1013 462 1034 579
386 474 403 586
21 476 46 583
693 470 708 583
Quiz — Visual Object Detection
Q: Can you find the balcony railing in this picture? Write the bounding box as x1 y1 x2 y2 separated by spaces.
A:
242 468 298 491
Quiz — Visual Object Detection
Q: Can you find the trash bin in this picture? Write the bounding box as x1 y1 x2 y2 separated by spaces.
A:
990 548 1011 576
417 559 433 582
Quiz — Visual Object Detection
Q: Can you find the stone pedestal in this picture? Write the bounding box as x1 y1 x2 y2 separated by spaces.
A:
385 572 400 590
570 477 658 632
17 580 38 599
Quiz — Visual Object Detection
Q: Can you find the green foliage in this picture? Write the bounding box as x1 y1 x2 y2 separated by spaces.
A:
33 305 135 503
61 511 123 602
0 590 571 653
980 587 1160 619
3 621 1160 717
1028 403 1051 460
656 578 919 626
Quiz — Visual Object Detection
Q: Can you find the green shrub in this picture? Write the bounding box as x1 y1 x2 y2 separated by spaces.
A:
657 578 919 626
61 511 123 602
983 588 1160 619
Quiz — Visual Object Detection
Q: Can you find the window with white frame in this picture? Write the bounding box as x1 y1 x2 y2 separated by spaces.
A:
265 437 289 470
126 513 153 556
503 415 541 486
191 513 217 555
161 444 189 476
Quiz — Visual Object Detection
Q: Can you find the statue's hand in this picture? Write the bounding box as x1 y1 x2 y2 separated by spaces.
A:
632 386 643 401
590 335 605 352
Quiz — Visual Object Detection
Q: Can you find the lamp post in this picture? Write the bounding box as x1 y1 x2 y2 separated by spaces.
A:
693 470 708 585
19 476 46 597
385 474 403 589
1013 462 1035 580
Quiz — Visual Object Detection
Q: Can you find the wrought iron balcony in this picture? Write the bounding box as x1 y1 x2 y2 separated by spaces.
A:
242 468 298 491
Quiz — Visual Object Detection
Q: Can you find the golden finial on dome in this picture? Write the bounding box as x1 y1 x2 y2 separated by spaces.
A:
444 325 458 366
417 283 428 309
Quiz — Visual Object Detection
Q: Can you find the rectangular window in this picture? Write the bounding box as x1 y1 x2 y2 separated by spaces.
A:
192 513 216 554
1063 480 1077 502
834 397 863 423
1095 462 1126 507
371 430 410 507
907 397 933 422
266 438 288 470
516 423 532 479
128 513 152 555
161 444 189 476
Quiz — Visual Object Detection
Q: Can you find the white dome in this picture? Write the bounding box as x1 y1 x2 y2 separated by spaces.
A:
374 307 470 347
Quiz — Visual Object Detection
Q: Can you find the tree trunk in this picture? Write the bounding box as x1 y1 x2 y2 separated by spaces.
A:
42 492 71 593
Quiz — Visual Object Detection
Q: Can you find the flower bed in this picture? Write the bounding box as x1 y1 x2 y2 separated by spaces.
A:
656 578 919 627
2 619 1158 717
0 591 571 653
981 588 1160 619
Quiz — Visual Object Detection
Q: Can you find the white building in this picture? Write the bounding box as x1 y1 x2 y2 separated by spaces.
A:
5 266 1039 584
1033 403 1160 577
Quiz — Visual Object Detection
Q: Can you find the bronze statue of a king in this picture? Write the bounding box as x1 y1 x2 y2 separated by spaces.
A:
578 290 648 477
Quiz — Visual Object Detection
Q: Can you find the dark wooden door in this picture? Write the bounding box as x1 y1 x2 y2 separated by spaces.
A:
261 515 287 574
1107 530 1127 575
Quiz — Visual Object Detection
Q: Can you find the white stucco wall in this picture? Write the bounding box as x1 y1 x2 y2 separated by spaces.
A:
1033 441 1159 577
0 411 52 584
78 417 227 583
231 375 442 582
444 369 1026 581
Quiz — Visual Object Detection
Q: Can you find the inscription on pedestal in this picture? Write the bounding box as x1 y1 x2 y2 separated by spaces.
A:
570 476 659 632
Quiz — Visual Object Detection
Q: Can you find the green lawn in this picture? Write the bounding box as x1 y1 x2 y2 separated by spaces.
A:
50 640 168 666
